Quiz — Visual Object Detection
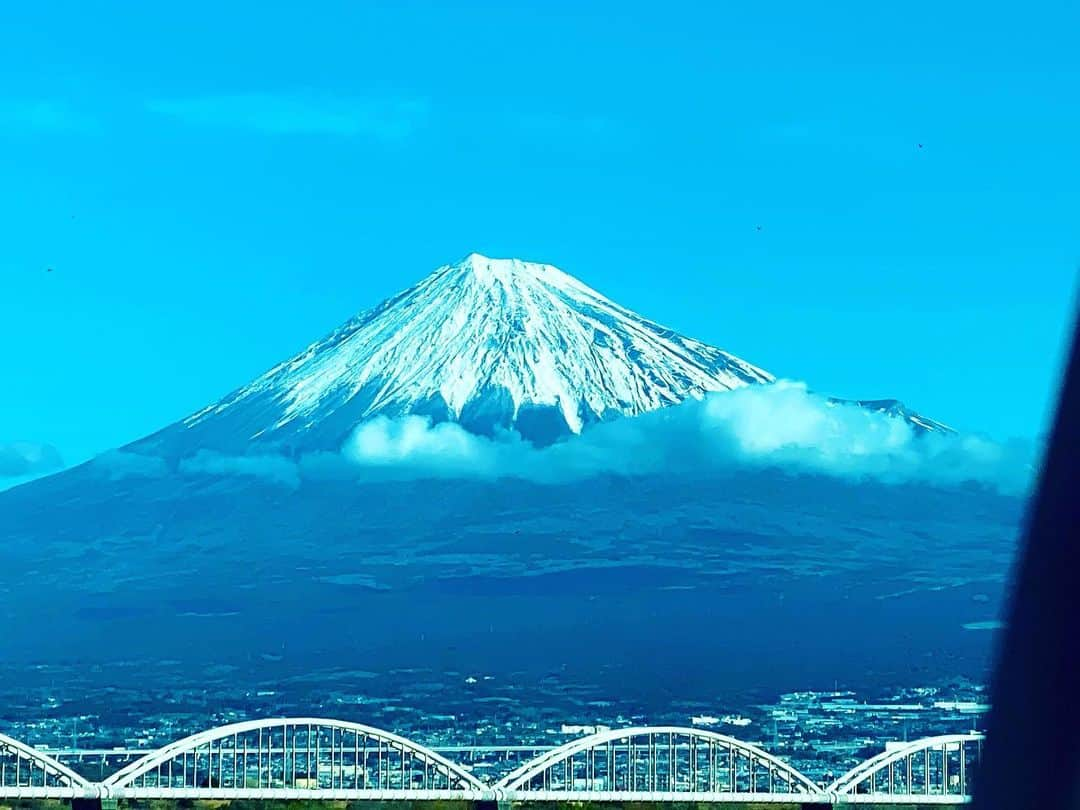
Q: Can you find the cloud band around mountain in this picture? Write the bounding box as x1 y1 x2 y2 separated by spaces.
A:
96 381 1036 495
336 381 1036 493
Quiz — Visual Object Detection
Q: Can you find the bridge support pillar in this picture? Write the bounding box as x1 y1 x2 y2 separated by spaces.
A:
72 799 115 810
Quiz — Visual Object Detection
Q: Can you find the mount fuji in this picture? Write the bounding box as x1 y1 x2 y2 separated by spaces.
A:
0 253 1012 706
133 252 941 459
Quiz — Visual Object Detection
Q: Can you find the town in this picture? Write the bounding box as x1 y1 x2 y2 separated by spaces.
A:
0 660 988 787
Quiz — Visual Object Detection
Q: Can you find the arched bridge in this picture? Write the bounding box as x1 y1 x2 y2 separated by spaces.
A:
496 726 821 797
827 733 983 799
1 719 986 804
1 731 94 799
101 718 487 800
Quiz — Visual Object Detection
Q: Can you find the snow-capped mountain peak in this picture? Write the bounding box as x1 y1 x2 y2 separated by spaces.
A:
159 253 773 453
454 252 575 287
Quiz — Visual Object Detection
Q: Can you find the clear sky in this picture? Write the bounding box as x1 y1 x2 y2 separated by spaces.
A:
1 0 1077 485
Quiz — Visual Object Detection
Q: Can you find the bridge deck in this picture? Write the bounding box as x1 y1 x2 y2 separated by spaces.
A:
2 723 982 805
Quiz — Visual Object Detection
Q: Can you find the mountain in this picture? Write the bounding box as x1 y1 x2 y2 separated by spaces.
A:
828 398 954 434
135 253 774 455
0 253 1012 710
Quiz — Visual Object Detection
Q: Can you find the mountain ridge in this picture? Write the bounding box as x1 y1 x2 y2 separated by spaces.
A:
135 253 777 455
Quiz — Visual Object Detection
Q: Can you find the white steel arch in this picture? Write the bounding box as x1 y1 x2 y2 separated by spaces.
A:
0 732 95 798
827 733 983 797
101 717 487 799
496 726 821 796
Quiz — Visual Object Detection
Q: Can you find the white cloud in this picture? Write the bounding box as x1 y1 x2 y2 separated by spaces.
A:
342 416 517 477
146 92 428 140
137 381 1035 495
0 99 100 134
0 441 64 477
178 449 300 488
335 381 1037 494
92 450 168 480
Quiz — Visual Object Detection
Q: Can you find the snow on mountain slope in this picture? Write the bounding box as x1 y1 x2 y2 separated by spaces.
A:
140 254 774 454
828 398 955 434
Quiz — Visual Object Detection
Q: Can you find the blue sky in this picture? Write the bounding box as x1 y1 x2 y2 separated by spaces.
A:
1 0 1077 485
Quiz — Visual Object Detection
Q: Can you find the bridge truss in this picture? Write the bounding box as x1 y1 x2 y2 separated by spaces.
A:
497 725 821 798
827 734 983 799
1 720 985 804
0 731 94 798
101 718 488 800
